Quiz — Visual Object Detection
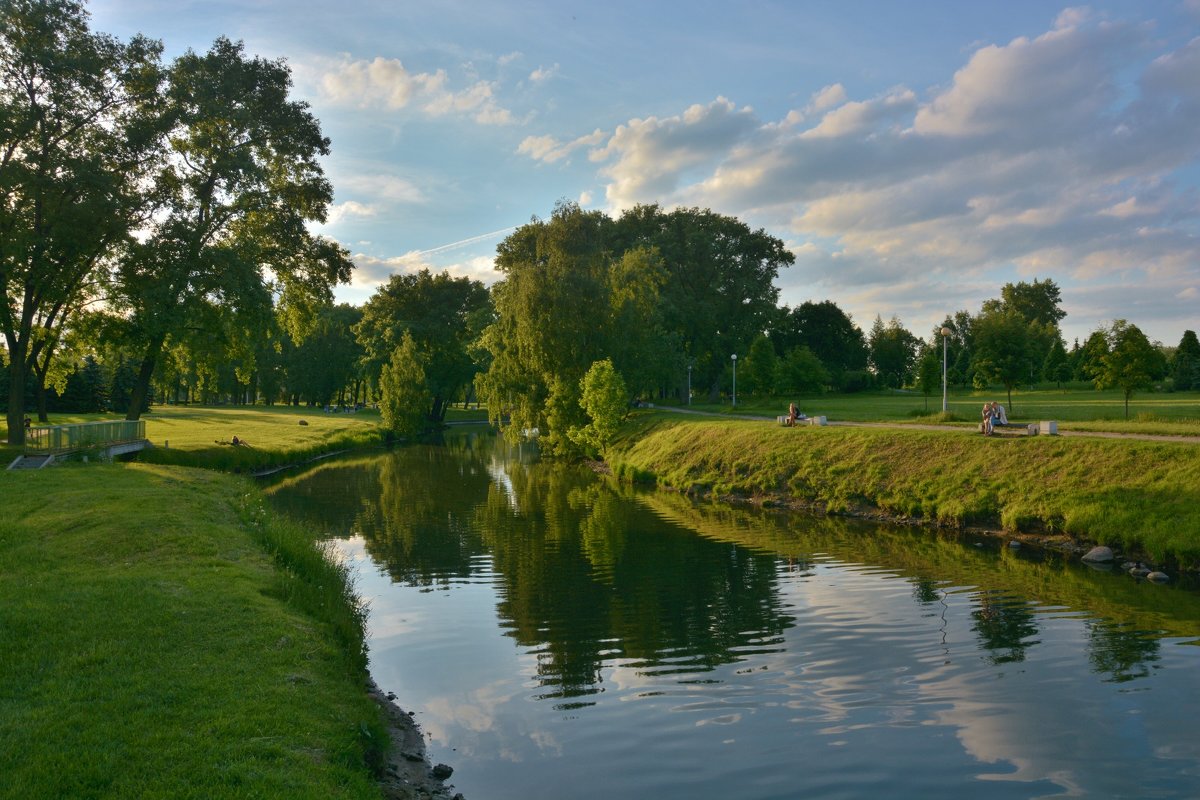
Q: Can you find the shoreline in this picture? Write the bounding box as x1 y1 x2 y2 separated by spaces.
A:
367 680 463 800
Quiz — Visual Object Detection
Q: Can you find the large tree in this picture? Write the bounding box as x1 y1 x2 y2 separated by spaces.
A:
476 202 667 456
867 316 918 389
1 0 162 443
613 204 793 399
355 269 491 422
971 308 1032 411
771 300 868 390
1094 320 1160 419
112 37 350 420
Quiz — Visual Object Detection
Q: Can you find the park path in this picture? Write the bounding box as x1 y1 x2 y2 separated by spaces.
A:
652 406 1200 445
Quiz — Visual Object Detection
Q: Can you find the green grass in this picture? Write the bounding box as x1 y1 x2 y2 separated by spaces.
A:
609 412 1200 566
0 463 386 799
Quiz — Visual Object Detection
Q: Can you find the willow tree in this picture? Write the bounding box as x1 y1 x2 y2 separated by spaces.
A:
476 201 666 456
112 37 350 419
0 0 162 443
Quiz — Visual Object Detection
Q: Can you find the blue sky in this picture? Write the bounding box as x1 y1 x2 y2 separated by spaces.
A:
89 1 1200 346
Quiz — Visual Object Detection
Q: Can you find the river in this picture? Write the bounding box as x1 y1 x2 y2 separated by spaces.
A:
262 428 1200 799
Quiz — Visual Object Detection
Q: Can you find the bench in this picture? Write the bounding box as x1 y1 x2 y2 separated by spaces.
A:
777 415 827 427
984 420 1058 436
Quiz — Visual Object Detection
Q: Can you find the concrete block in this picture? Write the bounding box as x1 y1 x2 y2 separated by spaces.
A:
1039 420 1058 435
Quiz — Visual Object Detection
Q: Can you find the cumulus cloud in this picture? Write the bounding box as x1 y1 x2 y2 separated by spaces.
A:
317 55 516 125
522 12 1199 341
325 200 379 225
586 97 760 210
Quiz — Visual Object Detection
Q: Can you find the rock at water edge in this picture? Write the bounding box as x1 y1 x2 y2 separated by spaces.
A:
1146 571 1170 583
1081 546 1114 563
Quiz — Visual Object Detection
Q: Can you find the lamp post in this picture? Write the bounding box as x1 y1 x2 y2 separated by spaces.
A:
940 326 951 414
731 353 738 408
687 363 692 406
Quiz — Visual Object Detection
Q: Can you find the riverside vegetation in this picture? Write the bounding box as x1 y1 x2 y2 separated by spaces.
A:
607 411 1200 568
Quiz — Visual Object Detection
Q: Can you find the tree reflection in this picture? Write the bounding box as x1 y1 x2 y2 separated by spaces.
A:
1086 620 1161 683
475 459 794 702
970 590 1040 664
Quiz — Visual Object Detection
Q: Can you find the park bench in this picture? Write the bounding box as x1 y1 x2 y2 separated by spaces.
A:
777 415 827 427
986 420 1058 437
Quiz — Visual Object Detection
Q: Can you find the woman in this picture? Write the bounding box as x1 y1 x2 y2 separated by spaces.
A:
787 402 799 427
981 402 994 435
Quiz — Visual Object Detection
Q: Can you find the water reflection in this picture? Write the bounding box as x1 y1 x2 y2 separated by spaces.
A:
263 432 1200 800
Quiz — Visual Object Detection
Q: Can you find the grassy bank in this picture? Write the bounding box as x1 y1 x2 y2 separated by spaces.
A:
0 463 387 799
608 413 1200 566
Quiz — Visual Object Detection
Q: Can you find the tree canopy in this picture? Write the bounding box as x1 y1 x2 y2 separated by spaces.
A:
1 0 162 442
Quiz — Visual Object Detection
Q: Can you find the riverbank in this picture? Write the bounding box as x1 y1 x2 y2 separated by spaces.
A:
607 412 1200 568
0 462 456 799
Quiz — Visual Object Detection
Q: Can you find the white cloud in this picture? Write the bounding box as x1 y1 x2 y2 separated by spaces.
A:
350 251 499 291
325 200 379 225
337 173 426 205
316 55 516 125
517 129 605 163
521 12 1199 342
529 63 559 83
587 97 760 210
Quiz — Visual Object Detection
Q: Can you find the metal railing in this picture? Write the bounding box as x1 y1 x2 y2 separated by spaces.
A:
24 420 147 455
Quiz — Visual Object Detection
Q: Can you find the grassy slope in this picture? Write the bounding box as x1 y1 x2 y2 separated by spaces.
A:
609 413 1200 565
0 464 385 799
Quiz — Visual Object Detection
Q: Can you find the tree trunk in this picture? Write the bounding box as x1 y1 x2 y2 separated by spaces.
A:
6 338 29 446
125 334 166 421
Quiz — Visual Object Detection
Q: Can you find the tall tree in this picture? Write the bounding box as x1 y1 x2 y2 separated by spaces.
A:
112 37 350 421
741 334 779 396
286 303 363 407
1094 320 1159 419
355 269 492 422
613 204 793 399
1042 336 1071 387
867 316 918 389
379 331 430 438
971 308 1031 411
771 300 867 390
0 0 162 443
1172 330 1200 391
1075 329 1110 381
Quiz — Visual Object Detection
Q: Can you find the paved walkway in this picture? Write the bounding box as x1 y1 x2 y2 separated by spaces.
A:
653 406 1200 445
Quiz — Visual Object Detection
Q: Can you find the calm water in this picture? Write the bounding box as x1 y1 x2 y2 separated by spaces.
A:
263 430 1200 799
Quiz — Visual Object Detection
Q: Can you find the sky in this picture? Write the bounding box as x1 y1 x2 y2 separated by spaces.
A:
87 0 1200 347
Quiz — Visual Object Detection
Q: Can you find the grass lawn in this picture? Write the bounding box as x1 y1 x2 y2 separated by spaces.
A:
0 463 385 799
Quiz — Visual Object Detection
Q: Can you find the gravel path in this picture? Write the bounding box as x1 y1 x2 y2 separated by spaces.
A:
651 406 1200 445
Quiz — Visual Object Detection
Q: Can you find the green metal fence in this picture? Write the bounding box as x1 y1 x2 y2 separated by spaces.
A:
25 420 147 455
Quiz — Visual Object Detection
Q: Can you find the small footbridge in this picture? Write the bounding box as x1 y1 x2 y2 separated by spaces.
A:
7 420 148 470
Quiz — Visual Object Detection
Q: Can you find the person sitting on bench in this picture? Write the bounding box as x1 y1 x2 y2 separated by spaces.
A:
786 403 799 427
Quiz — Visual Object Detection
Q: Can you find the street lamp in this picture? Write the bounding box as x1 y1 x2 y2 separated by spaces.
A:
687 363 692 406
731 353 738 408
940 326 951 414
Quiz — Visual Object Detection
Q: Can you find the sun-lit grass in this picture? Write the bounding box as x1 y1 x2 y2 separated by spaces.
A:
0 463 386 799
609 412 1200 566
